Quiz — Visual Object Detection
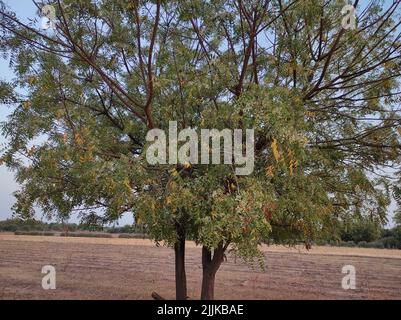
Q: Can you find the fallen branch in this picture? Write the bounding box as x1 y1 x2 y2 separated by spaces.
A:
151 291 165 300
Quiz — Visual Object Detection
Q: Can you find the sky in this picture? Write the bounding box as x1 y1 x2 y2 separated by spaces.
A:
0 0 398 226
0 0 133 225
0 1 37 222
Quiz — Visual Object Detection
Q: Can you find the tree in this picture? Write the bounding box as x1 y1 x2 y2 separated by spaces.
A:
0 0 400 300
339 216 382 243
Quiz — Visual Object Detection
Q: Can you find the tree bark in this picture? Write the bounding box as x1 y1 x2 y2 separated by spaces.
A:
200 243 225 300
201 264 217 299
175 224 187 300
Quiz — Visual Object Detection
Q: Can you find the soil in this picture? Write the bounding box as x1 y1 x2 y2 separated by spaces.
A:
0 234 400 300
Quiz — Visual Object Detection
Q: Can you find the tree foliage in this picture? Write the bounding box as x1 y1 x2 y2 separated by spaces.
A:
0 0 400 299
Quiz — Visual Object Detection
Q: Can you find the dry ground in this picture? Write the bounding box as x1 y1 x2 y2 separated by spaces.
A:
0 233 401 300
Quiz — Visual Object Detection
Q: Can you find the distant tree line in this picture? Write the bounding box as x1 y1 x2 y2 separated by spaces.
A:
335 226 401 250
320 218 401 249
2 217 401 249
0 219 146 234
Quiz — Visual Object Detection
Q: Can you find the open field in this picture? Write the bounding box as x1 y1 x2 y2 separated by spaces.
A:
1 233 401 300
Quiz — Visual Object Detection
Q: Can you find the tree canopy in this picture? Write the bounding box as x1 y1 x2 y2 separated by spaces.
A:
0 0 400 299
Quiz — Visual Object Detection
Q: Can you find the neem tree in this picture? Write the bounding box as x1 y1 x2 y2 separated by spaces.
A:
0 0 400 300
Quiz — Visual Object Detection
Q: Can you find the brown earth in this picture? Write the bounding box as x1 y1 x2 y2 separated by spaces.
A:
0 234 400 300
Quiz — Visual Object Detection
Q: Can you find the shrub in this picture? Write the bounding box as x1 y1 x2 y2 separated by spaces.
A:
367 241 385 249
358 241 369 248
107 225 147 234
1 219 45 232
338 240 356 247
118 234 149 239
340 219 382 243
60 232 112 238
314 240 327 246
381 236 401 249
14 231 55 236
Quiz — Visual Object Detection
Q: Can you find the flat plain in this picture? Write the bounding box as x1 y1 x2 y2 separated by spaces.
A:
0 234 400 300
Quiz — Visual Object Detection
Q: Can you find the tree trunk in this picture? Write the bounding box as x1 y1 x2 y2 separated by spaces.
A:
201 267 216 300
175 225 187 300
200 244 225 300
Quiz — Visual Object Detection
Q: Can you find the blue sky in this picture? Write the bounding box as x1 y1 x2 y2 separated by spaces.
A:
0 0 398 226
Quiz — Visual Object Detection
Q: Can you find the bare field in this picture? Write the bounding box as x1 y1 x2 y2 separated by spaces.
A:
0 234 401 300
